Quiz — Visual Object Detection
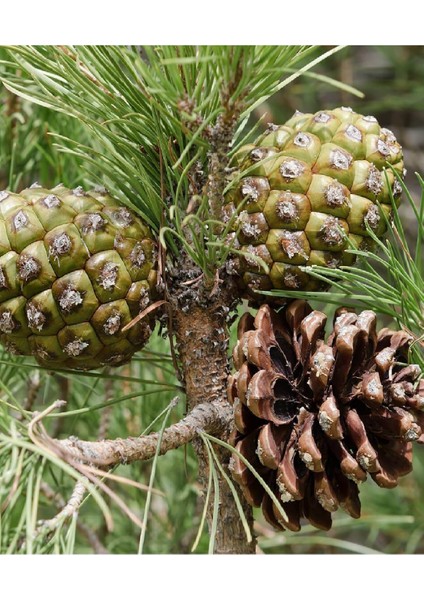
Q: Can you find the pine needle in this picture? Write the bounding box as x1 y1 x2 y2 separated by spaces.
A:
138 397 177 553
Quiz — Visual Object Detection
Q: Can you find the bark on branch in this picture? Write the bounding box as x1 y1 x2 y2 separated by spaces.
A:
39 481 108 553
50 400 233 468
37 480 87 534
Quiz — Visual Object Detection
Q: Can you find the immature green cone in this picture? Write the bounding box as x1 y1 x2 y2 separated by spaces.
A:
228 301 424 531
0 184 158 369
225 107 404 298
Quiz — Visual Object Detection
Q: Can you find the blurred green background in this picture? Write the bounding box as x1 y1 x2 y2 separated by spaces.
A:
1 45 423 554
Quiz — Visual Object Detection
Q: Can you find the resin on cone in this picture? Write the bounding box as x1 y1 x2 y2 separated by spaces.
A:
225 107 404 297
0 184 158 369
228 301 424 531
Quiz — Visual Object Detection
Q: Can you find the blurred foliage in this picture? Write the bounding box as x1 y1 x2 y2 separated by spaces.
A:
263 46 424 137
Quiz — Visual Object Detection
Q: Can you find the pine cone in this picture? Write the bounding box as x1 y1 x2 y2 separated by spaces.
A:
0 184 158 370
224 107 404 300
228 300 424 531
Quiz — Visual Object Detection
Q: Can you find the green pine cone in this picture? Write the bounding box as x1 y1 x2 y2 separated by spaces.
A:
225 107 404 297
0 184 158 369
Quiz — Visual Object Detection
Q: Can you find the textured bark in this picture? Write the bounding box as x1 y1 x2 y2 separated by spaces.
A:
52 400 232 467
173 288 256 554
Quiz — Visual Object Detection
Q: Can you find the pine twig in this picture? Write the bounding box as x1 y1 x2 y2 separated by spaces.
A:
39 481 108 554
36 479 87 535
17 371 41 422
50 375 69 438
27 401 154 531
97 376 114 441
19 479 88 552
205 55 245 250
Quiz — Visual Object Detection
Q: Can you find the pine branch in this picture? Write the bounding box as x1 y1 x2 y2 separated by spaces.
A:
34 399 233 468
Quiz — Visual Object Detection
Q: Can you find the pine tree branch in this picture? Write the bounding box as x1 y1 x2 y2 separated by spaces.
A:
38 400 233 468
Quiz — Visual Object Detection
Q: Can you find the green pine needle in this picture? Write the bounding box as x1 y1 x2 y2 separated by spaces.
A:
1 45 346 273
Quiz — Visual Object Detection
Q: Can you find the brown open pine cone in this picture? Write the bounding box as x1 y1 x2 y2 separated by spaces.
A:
228 300 424 531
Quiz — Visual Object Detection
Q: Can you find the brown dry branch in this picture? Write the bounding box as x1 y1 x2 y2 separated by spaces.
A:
28 401 167 533
50 375 70 439
76 520 109 554
27 397 237 546
33 399 233 468
24 371 41 412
